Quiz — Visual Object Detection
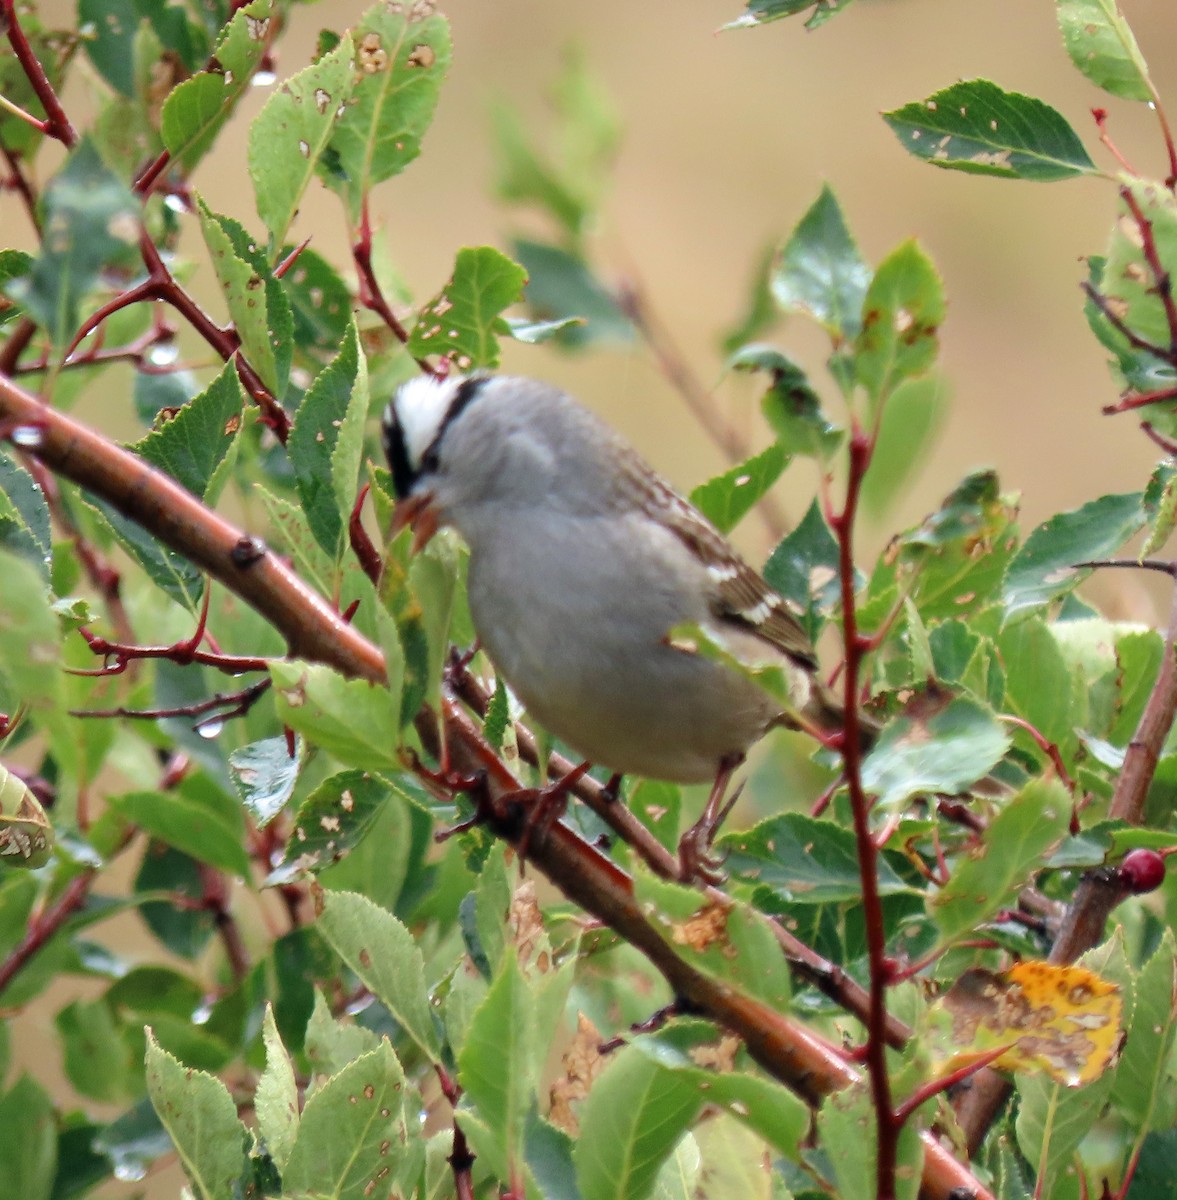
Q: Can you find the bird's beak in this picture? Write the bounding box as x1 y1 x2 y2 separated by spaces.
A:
391 491 440 554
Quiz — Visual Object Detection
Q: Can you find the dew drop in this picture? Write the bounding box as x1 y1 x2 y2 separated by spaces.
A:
164 194 187 214
196 718 224 740
10 426 43 448
147 342 178 366
113 1163 147 1183
252 69 277 87
192 1001 214 1025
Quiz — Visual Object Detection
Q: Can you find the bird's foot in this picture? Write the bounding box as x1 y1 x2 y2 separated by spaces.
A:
676 757 745 885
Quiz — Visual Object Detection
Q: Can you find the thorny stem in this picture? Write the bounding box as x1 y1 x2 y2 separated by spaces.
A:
891 1045 1011 1129
2 143 38 232
1092 109 1137 177
0 870 94 997
1000 714 1077 794
1120 185 1177 356
70 678 271 728
0 0 77 148
1102 385 1177 415
1083 281 1171 363
435 1067 475 1200
828 421 897 1200
199 865 251 982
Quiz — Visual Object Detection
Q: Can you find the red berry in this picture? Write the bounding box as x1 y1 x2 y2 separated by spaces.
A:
1118 849 1166 895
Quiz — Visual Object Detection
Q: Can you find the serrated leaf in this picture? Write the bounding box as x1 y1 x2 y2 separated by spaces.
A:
1058 0 1152 102
270 661 400 772
229 735 301 827
326 4 452 226
457 952 536 1185
249 33 355 245
883 80 1097 181
688 442 789 535
196 198 294 398
287 321 369 559
862 695 1010 810
854 239 944 406
315 888 441 1060
256 1005 299 1173
931 779 1072 945
574 1043 703 1200
107 790 250 878
1003 491 1144 620
274 770 390 881
305 989 382 1078
8 140 138 348
407 246 527 370
721 812 916 903
772 184 870 341
0 448 51 575
132 362 245 502
283 1040 417 1199
144 1031 249 1200
161 0 276 169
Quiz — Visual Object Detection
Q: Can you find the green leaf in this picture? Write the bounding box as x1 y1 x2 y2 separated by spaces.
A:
315 888 441 1060
721 0 856 31
406 246 528 370
998 617 1076 750
55 998 132 1103
132 362 245 502
853 240 945 406
92 1097 173 1187
0 549 65 723
249 33 355 245
326 3 452 226
161 0 276 169
772 184 870 341
144 1032 250 1200
283 245 354 359
108 789 250 878
511 238 634 347
688 442 789 535
270 661 401 772
0 1075 57 1200
931 779 1072 945
135 844 217 959
502 314 586 343
818 1081 922 1200
274 770 391 880
196 198 294 399
86 494 205 611
287 321 369 559
457 953 536 1184
721 812 916 903
1101 181 1177 368
1003 491 1144 620
0 250 33 327
883 79 1098 181
229 735 301 827
0 450 51 576
8 140 138 348
283 1040 418 1199
1058 0 1152 102
1111 930 1177 1130
736 345 843 460
862 696 1010 809
1015 1071 1115 1198
256 1005 299 1174
763 499 840 642
1127 1131 1177 1200
574 1043 703 1200
305 989 381 1078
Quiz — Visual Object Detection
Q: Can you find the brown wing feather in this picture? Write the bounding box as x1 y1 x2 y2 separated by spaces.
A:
620 452 818 670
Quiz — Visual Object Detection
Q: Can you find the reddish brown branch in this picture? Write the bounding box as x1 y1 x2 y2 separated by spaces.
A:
0 0 77 148
1120 185 1177 356
0 870 93 997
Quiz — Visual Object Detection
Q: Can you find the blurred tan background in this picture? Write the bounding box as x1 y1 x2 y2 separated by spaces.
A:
7 2 1177 1194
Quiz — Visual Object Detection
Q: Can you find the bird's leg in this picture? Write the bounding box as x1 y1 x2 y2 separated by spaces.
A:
677 753 745 884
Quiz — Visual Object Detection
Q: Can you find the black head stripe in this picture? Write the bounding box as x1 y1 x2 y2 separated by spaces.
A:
382 375 492 500
381 402 417 499
420 375 489 469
